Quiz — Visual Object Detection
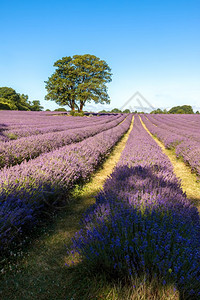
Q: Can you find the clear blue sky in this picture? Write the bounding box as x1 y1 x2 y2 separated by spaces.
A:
0 0 200 112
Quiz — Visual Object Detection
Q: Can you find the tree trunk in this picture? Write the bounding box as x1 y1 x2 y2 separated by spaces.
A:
79 101 84 112
71 100 75 111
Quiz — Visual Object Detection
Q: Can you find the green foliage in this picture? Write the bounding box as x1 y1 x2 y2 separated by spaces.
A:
168 105 194 114
54 107 67 112
98 110 108 113
0 87 20 103
0 101 11 110
6 133 18 140
150 105 194 114
0 97 17 110
151 108 162 114
151 106 194 115
46 109 51 111
196 110 199 114
17 102 31 111
69 110 75 116
30 100 44 111
111 108 122 113
74 112 85 116
45 54 112 112
122 109 131 113
20 94 30 106
69 110 84 116
0 87 43 111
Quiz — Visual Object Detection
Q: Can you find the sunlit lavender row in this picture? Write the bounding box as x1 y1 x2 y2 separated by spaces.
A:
140 114 200 178
0 114 126 168
71 115 200 298
0 115 132 251
144 114 200 145
0 111 119 140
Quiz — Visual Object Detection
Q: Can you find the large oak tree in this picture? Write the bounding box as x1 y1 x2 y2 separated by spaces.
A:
44 54 112 112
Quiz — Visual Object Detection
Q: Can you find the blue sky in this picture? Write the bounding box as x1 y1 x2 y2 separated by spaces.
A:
0 0 200 112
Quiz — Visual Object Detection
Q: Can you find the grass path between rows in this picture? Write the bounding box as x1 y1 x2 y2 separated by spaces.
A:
140 116 200 213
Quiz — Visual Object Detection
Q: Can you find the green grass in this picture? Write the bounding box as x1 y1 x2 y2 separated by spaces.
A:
6 133 18 140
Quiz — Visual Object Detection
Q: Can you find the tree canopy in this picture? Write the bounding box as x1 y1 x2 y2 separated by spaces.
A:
150 106 194 114
31 100 44 111
168 105 194 114
111 108 122 113
0 87 43 111
123 109 131 113
44 54 112 112
150 108 167 114
54 107 67 112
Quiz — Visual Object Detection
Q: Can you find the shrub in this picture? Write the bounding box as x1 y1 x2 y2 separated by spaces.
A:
69 111 84 116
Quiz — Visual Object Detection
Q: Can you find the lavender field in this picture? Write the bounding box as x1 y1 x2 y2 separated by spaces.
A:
141 114 200 180
1 111 200 298
0 111 131 251
70 114 200 298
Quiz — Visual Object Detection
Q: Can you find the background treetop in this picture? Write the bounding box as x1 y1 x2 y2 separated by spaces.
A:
168 105 194 114
0 87 43 111
150 105 194 114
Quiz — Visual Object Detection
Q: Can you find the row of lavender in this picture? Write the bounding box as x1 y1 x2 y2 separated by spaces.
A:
147 114 200 140
141 114 200 179
0 111 120 141
0 115 132 252
0 115 126 168
0 116 116 139
144 114 200 145
71 115 200 298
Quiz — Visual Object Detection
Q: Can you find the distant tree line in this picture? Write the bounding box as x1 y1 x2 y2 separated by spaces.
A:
98 108 134 114
98 105 199 114
0 87 43 111
150 105 199 114
98 108 146 114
